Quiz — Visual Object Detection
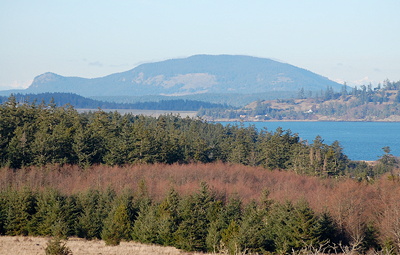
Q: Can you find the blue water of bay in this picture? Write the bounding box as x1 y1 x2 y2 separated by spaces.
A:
220 121 400 161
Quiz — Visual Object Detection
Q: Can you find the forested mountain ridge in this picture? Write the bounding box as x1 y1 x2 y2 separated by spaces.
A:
200 80 400 121
0 55 343 99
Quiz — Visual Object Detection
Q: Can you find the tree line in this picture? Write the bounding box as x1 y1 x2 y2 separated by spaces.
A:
0 181 382 254
0 93 229 111
1 95 396 179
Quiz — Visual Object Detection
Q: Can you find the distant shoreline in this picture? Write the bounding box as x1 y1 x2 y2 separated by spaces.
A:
214 119 400 123
76 109 198 118
76 109 400 122
208 116 400 123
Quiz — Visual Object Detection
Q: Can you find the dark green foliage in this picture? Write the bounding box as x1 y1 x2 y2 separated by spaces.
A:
101 191 135 246
45 237 72 255
359 223 380 253
220 220 241 254
0 182 385 254
76 189 109 239
174 183 218 252
131 203 160 244
205 196 242 253
0 193 6 235
0 92 230 111
132 187 181 246
4 189 36 236
29 189 74 237
314 211 340 246
206 219 223 253
268 200 322 254
0 95 358 177
101 202 132 246
260 127 300 169
308 136 349 176
237 202 273 253
377 146 398 175
156 188 181 246
122 99 230 111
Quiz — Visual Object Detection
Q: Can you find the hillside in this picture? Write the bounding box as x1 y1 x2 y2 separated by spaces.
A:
0 55 343 101
199 80 400 121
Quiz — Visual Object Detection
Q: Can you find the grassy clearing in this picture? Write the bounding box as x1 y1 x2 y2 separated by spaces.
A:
0 236 208 255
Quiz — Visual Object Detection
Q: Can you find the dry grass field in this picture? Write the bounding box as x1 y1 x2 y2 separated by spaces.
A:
0 236 208 255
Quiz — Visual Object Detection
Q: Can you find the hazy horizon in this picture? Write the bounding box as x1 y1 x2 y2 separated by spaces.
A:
1 0 399 90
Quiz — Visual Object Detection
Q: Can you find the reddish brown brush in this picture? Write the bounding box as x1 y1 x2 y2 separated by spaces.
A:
1 163 400 247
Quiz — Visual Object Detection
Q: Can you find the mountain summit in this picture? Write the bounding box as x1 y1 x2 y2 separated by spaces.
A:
24 55 342 97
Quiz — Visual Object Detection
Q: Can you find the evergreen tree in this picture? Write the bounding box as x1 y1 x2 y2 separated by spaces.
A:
260 127 299 170
4 189 37 236
45 237 73 255
220 220 241 254
103 116 131 165
237 202 273 253
206 196 242 253
6 124 34 168
157 188 181 246
206 218 222 253
174 182 217 252
131 203 160 244
76 190 104 239
314 211 341 247
101 202 132 246
30 189 77 238
268 200 321 253
0 192 6 235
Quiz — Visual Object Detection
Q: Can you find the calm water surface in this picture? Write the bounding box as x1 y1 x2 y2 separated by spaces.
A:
220 121 400 161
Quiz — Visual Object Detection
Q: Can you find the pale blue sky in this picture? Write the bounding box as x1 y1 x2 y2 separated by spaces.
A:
1 0 399 90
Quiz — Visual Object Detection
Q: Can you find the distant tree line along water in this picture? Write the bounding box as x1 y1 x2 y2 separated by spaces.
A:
0 92 230 111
